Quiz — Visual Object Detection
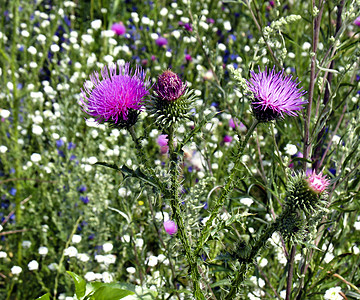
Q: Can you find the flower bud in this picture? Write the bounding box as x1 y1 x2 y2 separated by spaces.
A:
284 172 329 215
147 70 196 129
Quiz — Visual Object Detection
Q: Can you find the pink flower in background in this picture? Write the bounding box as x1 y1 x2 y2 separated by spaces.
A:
229 118 238 129
157 134 169 154
157 135 168 147
164 220 177 235
354 16 360 27
156 37 168 47
223 135 232 143
111 22 126 35
185 54 192 62
306 171 330 194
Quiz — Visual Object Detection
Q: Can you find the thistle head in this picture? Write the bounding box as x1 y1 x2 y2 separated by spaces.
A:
284 171 329 215
80 62 150 128
246 66 308 122
154 70 187 102
306 171 330 194
147 70 196 129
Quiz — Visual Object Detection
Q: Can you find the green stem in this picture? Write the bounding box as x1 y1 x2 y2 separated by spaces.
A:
225 223 276 299
127 126 166 193
53 216 83 299
167 125 205 300
194 119 259 257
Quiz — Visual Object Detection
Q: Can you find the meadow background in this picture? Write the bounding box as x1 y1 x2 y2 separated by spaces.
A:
0 0 359 299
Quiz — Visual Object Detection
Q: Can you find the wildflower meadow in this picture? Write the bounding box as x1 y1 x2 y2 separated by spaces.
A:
1 0 360 299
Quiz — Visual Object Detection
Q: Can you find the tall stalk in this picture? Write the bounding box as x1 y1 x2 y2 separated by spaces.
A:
167 125 205 300
195 119 259 257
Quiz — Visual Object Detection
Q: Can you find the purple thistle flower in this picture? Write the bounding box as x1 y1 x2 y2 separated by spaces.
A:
154 70 187 102
80 62 150 128
246 66 308 122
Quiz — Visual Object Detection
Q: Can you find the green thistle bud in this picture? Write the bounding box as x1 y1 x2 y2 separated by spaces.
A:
147 70 197 129
284 172 329 215
276 211 306 244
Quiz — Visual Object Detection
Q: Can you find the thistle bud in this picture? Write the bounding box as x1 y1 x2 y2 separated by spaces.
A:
147 70 196 129
154 70 186 102
276 211 306 244
284 172 329 215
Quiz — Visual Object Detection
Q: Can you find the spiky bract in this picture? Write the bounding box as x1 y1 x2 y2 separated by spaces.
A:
147 88 196 129
284 172 328 215
276 211 306 244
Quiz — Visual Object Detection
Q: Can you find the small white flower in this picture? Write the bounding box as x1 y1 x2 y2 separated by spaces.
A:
22 240 31 248
223 20 232 31
50 44 60 52
160 7 168 16
118 187 127 197
240 197 254 207
64 246 78 257
88 156 98 164
27 46 37 55
135 238 144 248
324 287 342 300
354 222 360 230
32 124 43 135
0 145 8 153
72 234 82 244
28 260 39 271
91 19 102 30
11 266 22 275
284 144 297 156
85 272 96 281
126 267 136 274
0 251 7 258
121 234 130 243
48 263 57 271
324 252 334 263
77 253 90 262
147 255 158 267
102 271 114 283
103 242 113 253
30 153 41 162
38 246 49 256
0 109 10 118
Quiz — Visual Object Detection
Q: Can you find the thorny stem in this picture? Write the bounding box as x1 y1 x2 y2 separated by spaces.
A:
167 125 205 300
195 119 259 258
148 195 181 300
225 223 276 299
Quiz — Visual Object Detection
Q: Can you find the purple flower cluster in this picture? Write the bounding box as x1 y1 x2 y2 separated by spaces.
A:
80 62 150 127
247 66 307 122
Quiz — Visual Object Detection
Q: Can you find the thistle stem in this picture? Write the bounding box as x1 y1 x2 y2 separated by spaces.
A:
225 223 276 299
167 125 205 300
195 119 259 257
286 245 296 300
